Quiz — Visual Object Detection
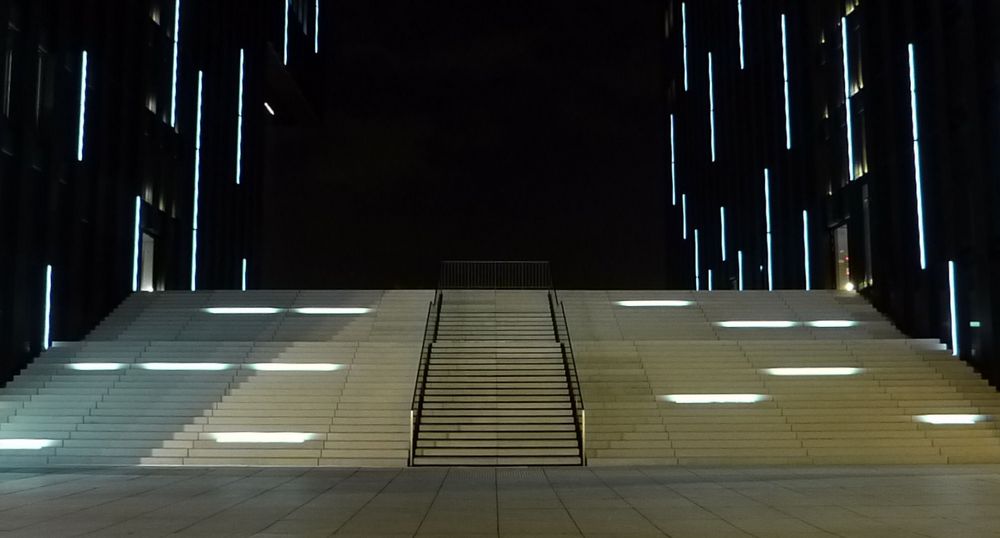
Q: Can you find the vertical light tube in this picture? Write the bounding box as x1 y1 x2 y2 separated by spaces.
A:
132 196 141 292
842 17 855 182
737 0 745 69
802 210 811 290
283 0 290 65
738 250 745 291
242 258 248 291
948 260 958 356
42 265 52 350
908 43 927 270
764 168 774 291
236 49 245 185
707 269 713 291
708 52 716 162
694 228 700 290
170 0 181 128
77 51 88 162
670 114 677 206
682 2 689 91
781 14 791 150
682 194 688 240
720 206 727 261
314 0 320 53
191 70 204 291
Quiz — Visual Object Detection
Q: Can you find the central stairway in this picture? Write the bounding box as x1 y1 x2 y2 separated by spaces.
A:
410 263 585 465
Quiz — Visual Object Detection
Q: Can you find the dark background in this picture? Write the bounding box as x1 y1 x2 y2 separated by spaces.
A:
261 0 674 289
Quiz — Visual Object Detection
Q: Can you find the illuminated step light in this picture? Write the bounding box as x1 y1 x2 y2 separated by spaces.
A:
0 439 58 450
67 363 128 371
915 414 988 425
662 394 768 404
764 367 862 376
806 320 859 328
616 300 693 307
211 432 317 443
717 321 796 328
139 362 233 371
204 307 281 314
293 307 371 315
249 363 344 371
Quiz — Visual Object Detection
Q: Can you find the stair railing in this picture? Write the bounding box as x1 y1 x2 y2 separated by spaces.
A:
409 290 442 466
548 291 587 465
439 260 552 289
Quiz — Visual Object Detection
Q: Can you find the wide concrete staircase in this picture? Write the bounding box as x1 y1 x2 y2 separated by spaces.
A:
564 290 1000 465
0 290 430 466
411 290 585 465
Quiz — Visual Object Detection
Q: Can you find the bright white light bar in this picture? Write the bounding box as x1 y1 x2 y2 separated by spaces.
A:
708 52 716 162
842 17 855 181
670 114 676 206
236 49 245 185
694 228 701 290
170 0 180 128
764 168 774 291
682 194 688 240
949 260 958 357
663 394 768 404
264 102 276 116
204 307 281 314
140 362 232 371
908 43 927 270
314 0 320 53
915 414 988 425
241 258 248 291
718 321 797 328
720 206 726 261
616 300 693 307
211 432 316 443
132 196 141 292
68 363 127 371
707 269 713 291
42 265 52 350
765 367 862 376
802 210 811 290
283 0 290 65
0 439 58 450
249 363 344 372
807 320 858 328
681 2 689 91
737 0 745 69
77 51 88 161
293 307 371 314
780 14 791 150
191 70 204 291
737 250 744 291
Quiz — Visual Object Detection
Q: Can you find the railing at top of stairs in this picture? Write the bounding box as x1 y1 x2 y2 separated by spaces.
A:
408 289 442 466
438 260 553 289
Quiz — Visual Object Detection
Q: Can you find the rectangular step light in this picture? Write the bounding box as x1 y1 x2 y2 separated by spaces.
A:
717 321 797 328
204 307 281 314
139 362 233 371
615 300 693 307
292 307 371 314
806 320 859 328
764 367 862 376
915 414 988 425
661 394 768 404
67 363 128 371
210 432 317 443
248 363 344 371
0 439 58 450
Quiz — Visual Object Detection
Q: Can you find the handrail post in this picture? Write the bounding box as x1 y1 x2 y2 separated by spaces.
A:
548 292 560 343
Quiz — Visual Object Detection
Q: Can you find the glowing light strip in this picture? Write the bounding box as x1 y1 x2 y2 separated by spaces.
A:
264 102 275 116
42 265 52 350
283 0 290 65
140 362 232 371
807 320 858 328
249 363 344 371
694 228 700 290
0 439 58 450
737 250 744 291
190 71 204 291
204 307 280 314
708 52 716 162
802 210 811 290
616 300 693 307
670 114 676 206
681 2 689 91
68 363 127 371
314 0 320 53
720 206 726 261
293 307 371 314
211 432 316 443
764 168 773 291
77 51 88 161
916 414 987 425
949 260 958 356
908 43 927 270
663 394 768 404
132 197 141 292
718 320 796 328
170 0 180 128
842 17 855 181
682 194 688 239
241 258 248 291
737 0 745 69
781 14 791 150
236 49 245 185
765 367 862 376
707 269 713 291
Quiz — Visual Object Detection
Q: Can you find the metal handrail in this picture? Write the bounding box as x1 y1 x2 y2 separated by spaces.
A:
439 260 552 289
409 290 442 466
549 292 587 465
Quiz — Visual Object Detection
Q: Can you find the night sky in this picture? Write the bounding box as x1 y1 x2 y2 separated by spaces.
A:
262 0 676 289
